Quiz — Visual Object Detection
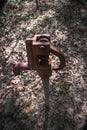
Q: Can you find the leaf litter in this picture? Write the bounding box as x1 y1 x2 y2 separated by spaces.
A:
0 0 87 130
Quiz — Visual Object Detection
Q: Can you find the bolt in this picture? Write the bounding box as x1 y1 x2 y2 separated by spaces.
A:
40 45 45 49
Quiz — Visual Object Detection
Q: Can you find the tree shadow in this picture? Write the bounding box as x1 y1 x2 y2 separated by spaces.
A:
0 0 87 130
54 0 87 64
0 87 36 130
39 1 87 129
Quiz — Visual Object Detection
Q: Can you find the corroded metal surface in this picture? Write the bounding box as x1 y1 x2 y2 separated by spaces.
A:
12 34 65 78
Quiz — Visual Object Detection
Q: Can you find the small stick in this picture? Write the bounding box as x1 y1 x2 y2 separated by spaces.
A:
35 0 39 9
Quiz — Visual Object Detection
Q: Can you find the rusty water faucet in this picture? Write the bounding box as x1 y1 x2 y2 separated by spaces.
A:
12 34 65 78
12 34 65 109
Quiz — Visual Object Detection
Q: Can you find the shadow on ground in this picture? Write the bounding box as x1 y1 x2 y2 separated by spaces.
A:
0 0 87 130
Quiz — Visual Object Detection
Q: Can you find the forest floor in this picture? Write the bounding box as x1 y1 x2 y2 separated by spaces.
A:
0 0 87 130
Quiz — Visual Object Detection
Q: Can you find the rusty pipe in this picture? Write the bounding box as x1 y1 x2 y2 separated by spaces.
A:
12 62 35 75
50 45 65 70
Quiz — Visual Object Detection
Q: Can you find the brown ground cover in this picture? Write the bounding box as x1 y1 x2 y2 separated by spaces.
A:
0 0 87 130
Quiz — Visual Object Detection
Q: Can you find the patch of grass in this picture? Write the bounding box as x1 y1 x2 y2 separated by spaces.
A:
56 83 70 94
56 87 65 94
25 15 33 21
44 15 50 21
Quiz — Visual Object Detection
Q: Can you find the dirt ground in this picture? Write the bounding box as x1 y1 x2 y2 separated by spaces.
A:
0 0 87 130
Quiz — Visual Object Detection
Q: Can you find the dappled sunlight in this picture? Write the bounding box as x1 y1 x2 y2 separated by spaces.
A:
0 0 87 130
26 9 55 31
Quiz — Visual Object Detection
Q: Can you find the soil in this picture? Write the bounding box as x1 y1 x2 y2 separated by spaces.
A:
0 0 87 130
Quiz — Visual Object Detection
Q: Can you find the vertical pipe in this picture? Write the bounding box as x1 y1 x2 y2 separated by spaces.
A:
42 78 49 130
42 78 49 109
35 0 39 9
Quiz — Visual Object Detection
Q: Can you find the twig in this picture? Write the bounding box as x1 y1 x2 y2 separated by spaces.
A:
35 0 39 8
